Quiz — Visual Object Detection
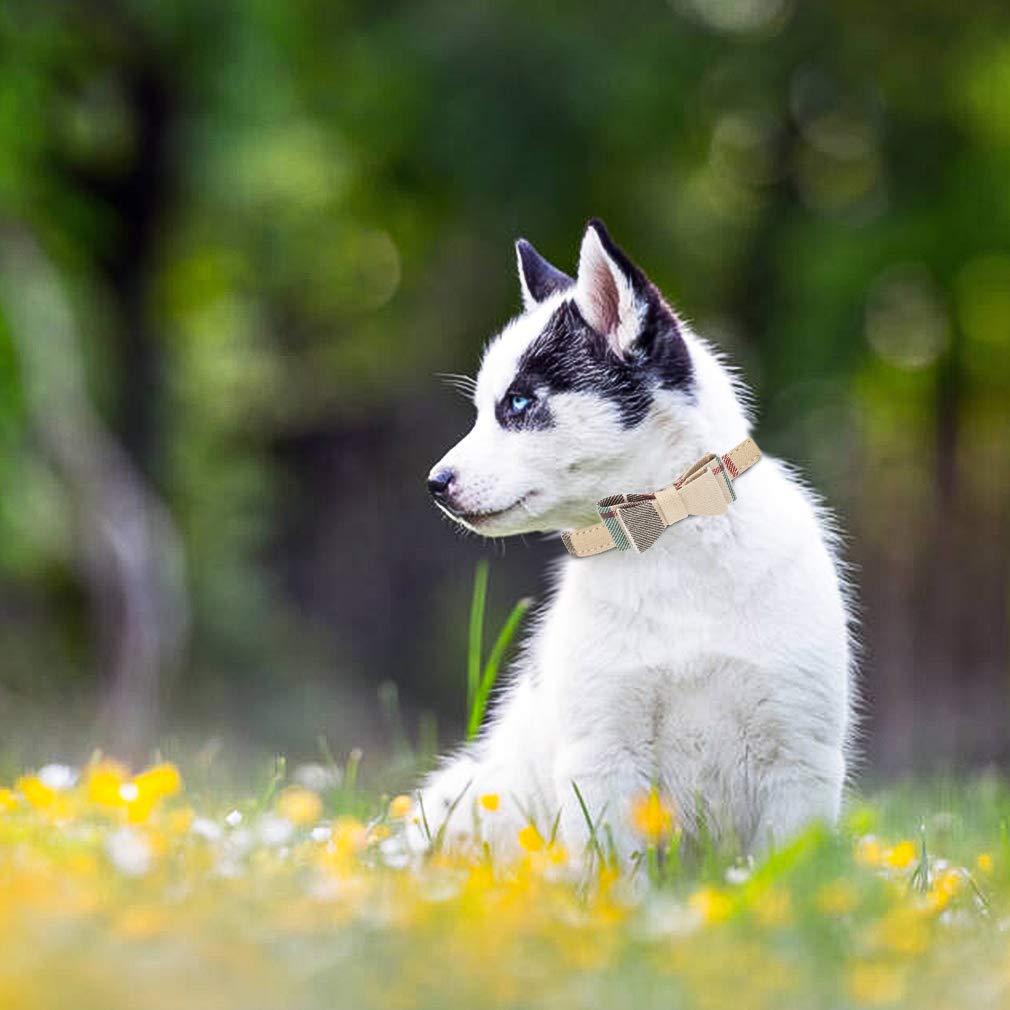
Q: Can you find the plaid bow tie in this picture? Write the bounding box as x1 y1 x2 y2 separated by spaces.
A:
561 438 761 558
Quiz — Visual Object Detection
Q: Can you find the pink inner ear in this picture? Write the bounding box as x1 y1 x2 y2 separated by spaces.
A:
581 249 621 336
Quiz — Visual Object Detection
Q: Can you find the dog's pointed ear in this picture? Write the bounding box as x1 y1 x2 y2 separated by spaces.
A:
515 239 573 311
575 219 665 356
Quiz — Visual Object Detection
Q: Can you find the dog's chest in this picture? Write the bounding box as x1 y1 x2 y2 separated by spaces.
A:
535 554 769 753
539 544 747 683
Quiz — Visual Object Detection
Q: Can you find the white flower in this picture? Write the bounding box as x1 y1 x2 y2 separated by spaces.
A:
258 814 294 846
106 827 152 877
225 829 254 857
191 817 223 841
37 764 78 791
225 809 243 827
725 864 752 885
636 895 702 939
379 836 410 869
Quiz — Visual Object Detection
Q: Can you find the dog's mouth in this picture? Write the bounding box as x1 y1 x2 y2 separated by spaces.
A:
438 493 534 530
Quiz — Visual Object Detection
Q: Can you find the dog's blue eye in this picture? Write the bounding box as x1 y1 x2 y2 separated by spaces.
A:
508 393 532 415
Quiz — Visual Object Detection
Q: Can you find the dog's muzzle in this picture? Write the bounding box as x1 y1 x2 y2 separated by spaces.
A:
561 438 762 558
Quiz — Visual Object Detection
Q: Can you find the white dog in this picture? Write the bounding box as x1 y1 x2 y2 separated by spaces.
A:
420 219 854 864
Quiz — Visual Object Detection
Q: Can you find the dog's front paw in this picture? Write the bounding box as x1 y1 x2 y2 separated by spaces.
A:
408 758 481 853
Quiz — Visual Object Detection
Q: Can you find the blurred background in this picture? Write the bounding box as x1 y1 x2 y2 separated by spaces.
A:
0 0 1007 777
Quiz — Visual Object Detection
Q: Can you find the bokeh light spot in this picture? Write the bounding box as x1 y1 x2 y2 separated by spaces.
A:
865 265 949 371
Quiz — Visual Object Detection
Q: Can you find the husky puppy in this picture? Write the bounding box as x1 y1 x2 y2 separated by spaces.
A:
421 220 853 862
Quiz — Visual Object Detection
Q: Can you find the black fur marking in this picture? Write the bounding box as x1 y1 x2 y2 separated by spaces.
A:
494 382 554 431
584 218 692 367
516 239 573 304
497 295 693 431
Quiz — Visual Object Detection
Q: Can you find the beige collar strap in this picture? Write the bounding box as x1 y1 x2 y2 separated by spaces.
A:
561 438 762 558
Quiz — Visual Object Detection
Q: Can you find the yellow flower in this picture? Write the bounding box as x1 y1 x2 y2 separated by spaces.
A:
324 816 368 867
630 788 675 843
96 762 183 824
927 867 964 911
276 787 323 827
846 961 905 1006
132 762 182 802
518 823 544 852
0 788 18 813
388 794 413 819
548 843 568 865
86 760 130 808
16 775 56 810
976 852 994 874
126 795 158 824
884 840 917 869
689 887 733 924
479 793 500 812
855 835 884 867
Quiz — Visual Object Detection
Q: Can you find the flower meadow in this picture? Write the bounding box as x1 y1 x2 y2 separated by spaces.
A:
0 755 1008 1010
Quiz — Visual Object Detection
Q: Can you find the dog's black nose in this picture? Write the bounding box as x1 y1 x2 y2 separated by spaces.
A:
427 468 455 501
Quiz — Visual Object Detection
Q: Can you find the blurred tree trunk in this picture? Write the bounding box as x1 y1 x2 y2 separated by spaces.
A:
862 333 1010 772
0 234 189 757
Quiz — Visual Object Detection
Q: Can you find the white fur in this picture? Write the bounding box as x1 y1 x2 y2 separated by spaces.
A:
420 233 854 866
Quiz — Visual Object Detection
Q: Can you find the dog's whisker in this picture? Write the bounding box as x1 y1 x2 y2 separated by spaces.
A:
436 372 478 399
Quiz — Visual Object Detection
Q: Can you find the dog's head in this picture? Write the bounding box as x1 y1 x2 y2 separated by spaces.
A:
428 219 701 537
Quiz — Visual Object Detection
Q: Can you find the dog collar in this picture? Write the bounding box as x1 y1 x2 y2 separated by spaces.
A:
561 438 762 558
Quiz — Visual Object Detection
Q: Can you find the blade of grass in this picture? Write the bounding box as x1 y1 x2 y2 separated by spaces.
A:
911 824 930 894
432 779 474 854
344 748 362 795
966 871 992 914
467 561 489 716
467 596 532 739
571 780 605 863
647 838 659 884
378 680 412 757
663 831 683 885
415 789 432 843
548 807 564 847
417 711 439 765
316 733 339 777
509 792 536 827
256 755 286 813
603 823 618 871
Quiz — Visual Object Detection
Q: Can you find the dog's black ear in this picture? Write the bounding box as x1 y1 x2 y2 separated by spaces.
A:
515 239 573 311
574 219 675 357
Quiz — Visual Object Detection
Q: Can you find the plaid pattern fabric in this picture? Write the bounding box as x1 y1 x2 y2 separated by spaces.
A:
712 457 737 502
561 439 761 559
597 493 665 553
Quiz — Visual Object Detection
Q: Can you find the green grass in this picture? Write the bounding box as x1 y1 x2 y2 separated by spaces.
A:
2 762 1008 1010
0 569 1006 1010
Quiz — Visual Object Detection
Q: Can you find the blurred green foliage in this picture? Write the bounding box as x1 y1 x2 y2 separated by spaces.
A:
0 0 1007 768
